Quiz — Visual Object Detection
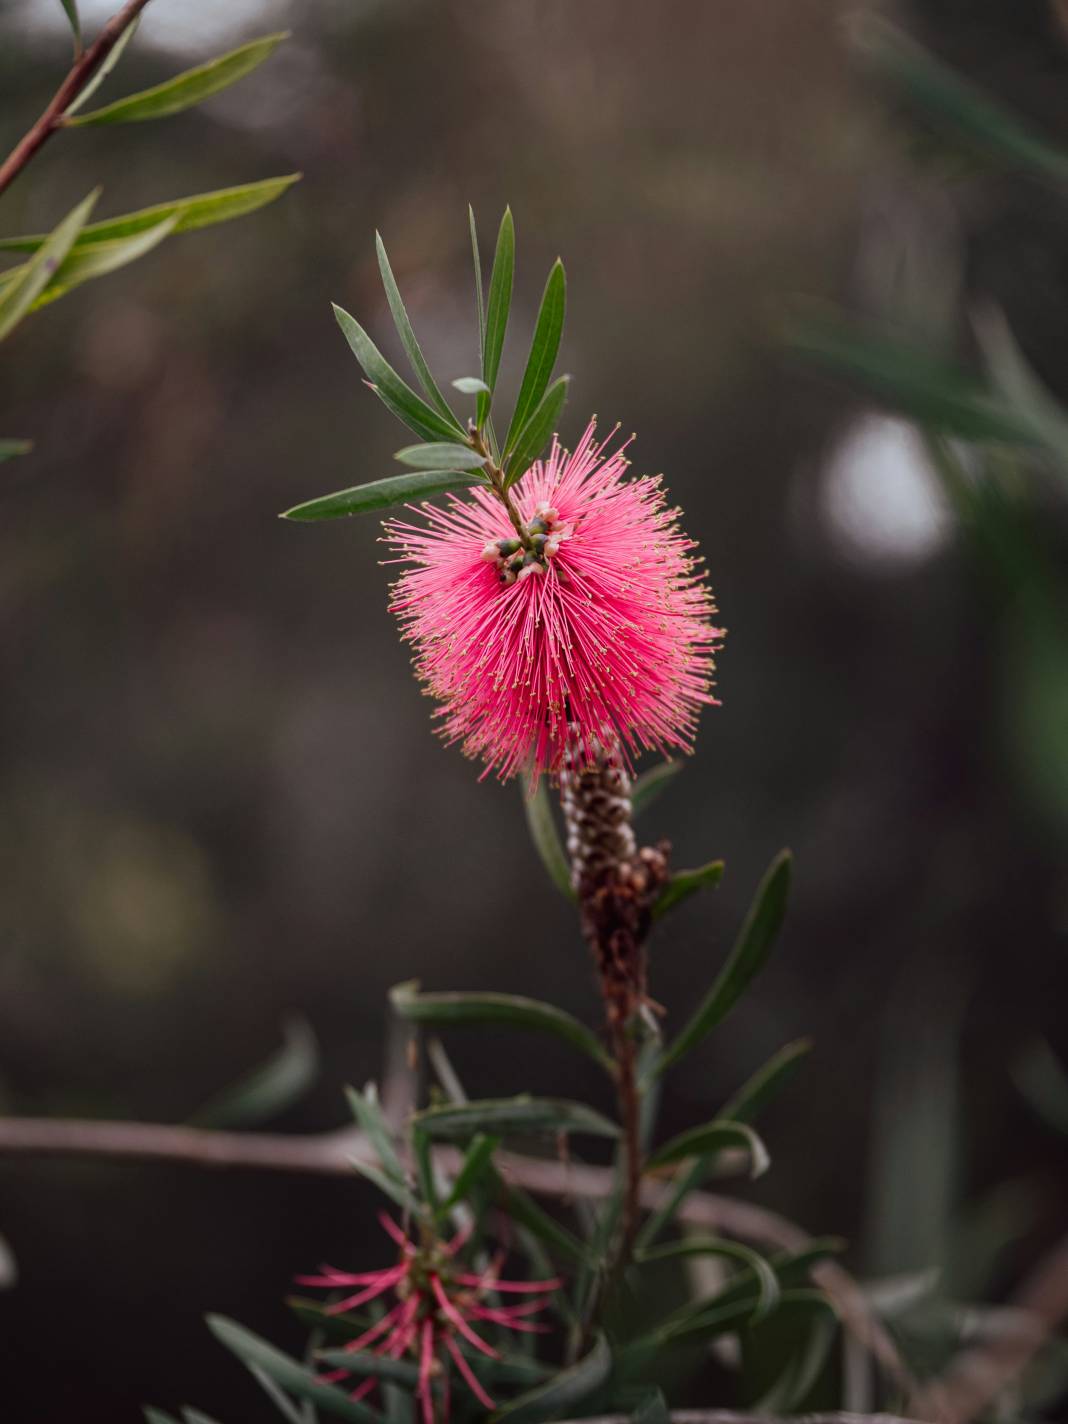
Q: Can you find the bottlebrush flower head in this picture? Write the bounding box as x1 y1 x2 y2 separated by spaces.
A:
384 421 724 781
298 1211 561 1423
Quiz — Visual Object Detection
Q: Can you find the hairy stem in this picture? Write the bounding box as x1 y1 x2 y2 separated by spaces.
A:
0 0 157 199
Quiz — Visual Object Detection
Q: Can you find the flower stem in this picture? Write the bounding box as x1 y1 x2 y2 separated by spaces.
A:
470 427 536 551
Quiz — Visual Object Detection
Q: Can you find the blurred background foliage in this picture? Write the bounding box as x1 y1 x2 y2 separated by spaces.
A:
1 0 1067 1417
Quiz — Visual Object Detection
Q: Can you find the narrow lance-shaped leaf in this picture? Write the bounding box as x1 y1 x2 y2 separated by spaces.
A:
332 304 465 443
0 176 302 253
65 32 288 126
647 1118 770 1177
719 1037 813 1124
637 1236 780 1322
390 982 610 1071
206 1316 381 1424
281 469 481 522
24 216 177 310
521 775 575 902
441 1134 499 1212
503 375 569 488
393 442 483 471
345 1081 406 1183
64 16 139 115
653 859 725 919
630 760 683 818
190 1018 319 1129
415 1095 620 1141
476 207 514 427
0 439 32 462
144 1411 180 1424
654 849 792 1078
494 1333 611 1424
0 188 98 342
376 233 457 424
315 1349 420 1386
505 258 566 452
468 206 485 354
57 0 81 51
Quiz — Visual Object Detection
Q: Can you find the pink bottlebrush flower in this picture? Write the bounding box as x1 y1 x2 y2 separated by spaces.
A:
383 421 724 781
297 1212 561 1423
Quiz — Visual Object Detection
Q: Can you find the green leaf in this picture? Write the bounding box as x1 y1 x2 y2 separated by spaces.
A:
493 1332 610 1424
476 207 514 427
441 1133 500 1211
632 1389 670 1424
350 1155 418 1214
719 1037 813 1124
0 176 302 253
248 1363 309 1424
647 1118 769 1177
280 469 481 521
0 188 98 342
854 16 1068 187
415 1095 620 1141
521 776 575 902
390 982 610 1071
206 1316 381 1423
182 1412 225 1424
973 304 1068 468
786 307 1042 446
452 376 490 395
190 1018 319 1129
503 375 569 488
376 233 457 424
393 442 483 471
630 760 683 818
316 1350 420 1386
65 16 139 115
468 206 486 356
490 1171 590 1265
333 304 465 443
637 1236 780 1321
504 259 566 453
0 439 32 462
57 0 81 50
25 215 177 310
655 850 792 1078
346 1082 406 1183
66 32 288 126
652 859 725 919
144 1411 180 1424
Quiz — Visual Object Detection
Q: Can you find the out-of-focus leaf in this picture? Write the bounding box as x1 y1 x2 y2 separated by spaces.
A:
521 776 575 901
631 760 683 817
505 259 566 452
787 307 1042 446
0 176 302 253
57 0 81 50
0 188 98 341
647 1293 757 1348
182 1411 225 1424
647 1118 770 1177
0 439 32 462
441 1134 499 1211
333 304 465 443
346 1082 405 1183
66 33 288 126
207 1316 379 1423
144 1411 181 1424
316 1350 419 1386
973 304 1068 469
65 16 139 115
853 16 1068 187
393 442 483 471
503 375 569 488
190 1018 319 1129
1012 1038 1068 1136
632 1389 670 1424
390 982 610 1070
452 375 490 395
743 1299 838 1412
719 1037 813 1124
494 1332 610 1424
638 1236 780 1321
653 859 725 919
416 1095 619 1141
281 469 480 522
248 1364 309 1424
490 1170 590 1265
655 850 792 1077
350 1155 418 1214
477 207 514 427
25 216 176 309
376 233 456 423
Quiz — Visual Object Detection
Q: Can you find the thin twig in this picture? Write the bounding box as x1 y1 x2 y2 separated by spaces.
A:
0 0 156 200
0 1110 915 1401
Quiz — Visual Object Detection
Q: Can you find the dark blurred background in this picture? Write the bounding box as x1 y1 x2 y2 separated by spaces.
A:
1 0 1067 1417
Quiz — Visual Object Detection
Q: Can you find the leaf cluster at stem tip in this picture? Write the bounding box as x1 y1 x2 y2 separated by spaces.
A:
280 208 571 522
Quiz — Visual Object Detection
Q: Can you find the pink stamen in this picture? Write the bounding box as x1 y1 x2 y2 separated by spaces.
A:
430 1276 499 1359
445 1335 496 1410
457 1273 563 1293
325 1264 407 1315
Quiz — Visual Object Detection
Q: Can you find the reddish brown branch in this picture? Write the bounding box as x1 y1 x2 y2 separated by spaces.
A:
0 0 156 200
